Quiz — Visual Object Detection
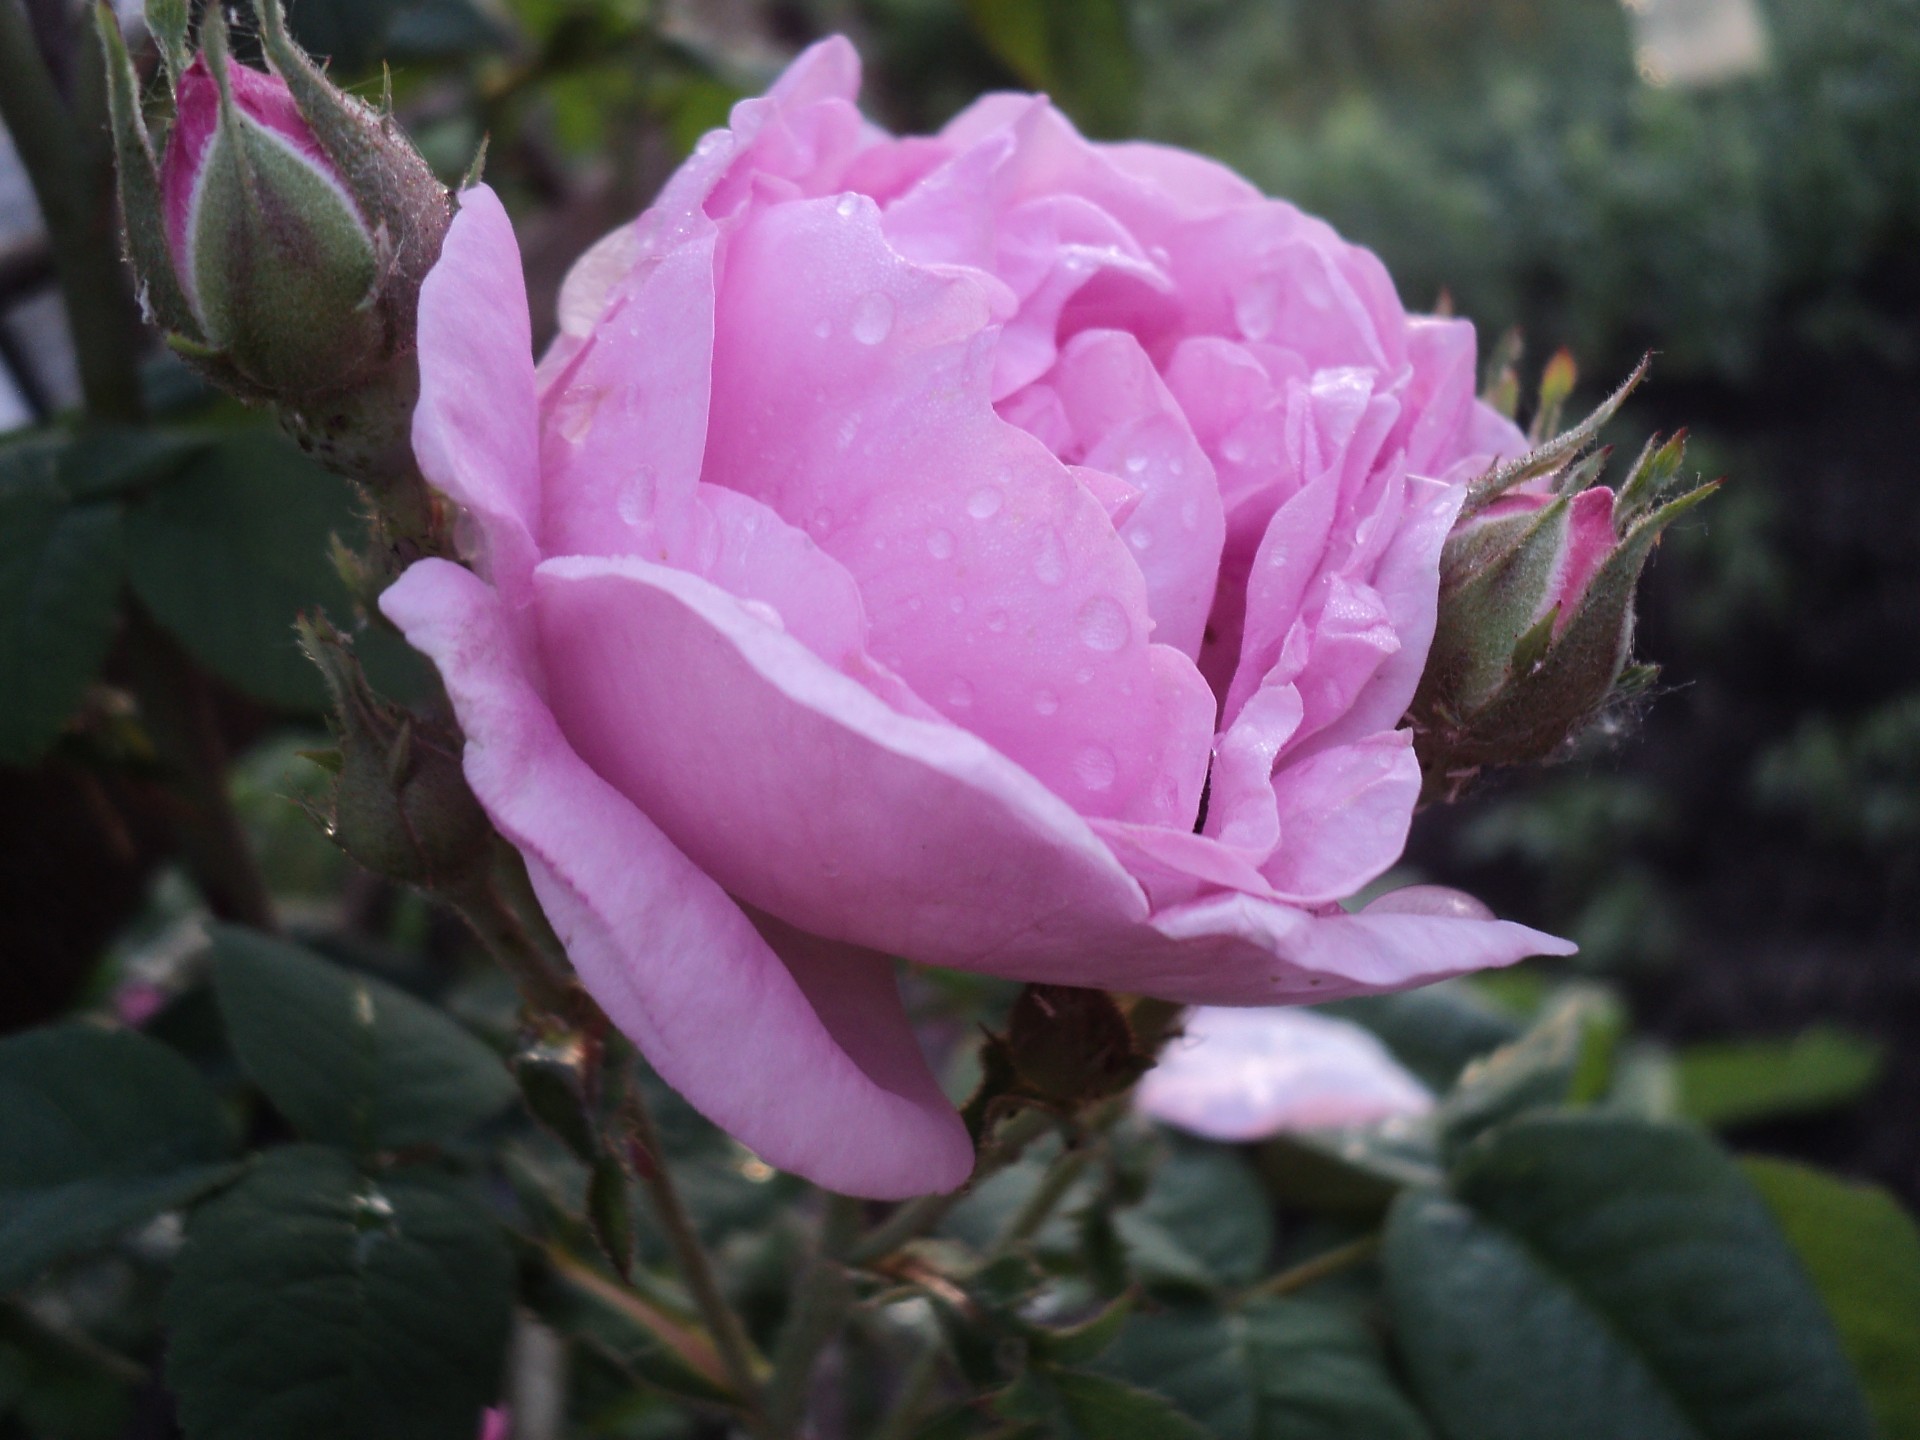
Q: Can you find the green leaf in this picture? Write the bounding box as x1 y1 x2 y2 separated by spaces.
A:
1322 983 1525 1091
965 0 1139 137
1097 1300 1432 1440
123 433 369 709
0 1025 238 1290
1133 1138 1273 1288
1675 1025 1885 1128
1257 1124 1443 1213
0 439 125 766
210 927 516 1152
1434 989 1620 1157
166 1146 513 1440
1743 1158 1920 1440
1385 1113 1874 1440
1243 1299 1434 1440
1051 1368 1213 1440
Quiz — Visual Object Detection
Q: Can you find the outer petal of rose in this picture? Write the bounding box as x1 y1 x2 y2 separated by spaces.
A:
1136 893 1574 1004
548 37 867 349
702 192 1208 825
530 553 1153 968
1262 732 1421 904
380 558 971 1199
1136 1006 1432 1142
412 186 541 602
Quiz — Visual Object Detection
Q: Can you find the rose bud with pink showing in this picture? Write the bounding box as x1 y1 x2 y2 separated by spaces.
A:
1409 362 1718 802
100 0 449 483
383 39 1574 1199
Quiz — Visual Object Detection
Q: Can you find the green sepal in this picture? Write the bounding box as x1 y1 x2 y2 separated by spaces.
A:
1480 327 1524 419
251 0 451 323
97 5 202 342
1462 354 1649 521
144 0 191 90
1614 428 1691 525
192 8 384 395
1462 479 1718 766
1528 347 1577 445
1430 496 1571 714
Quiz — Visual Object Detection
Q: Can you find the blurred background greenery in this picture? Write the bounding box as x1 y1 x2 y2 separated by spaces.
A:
2 0 1915 1200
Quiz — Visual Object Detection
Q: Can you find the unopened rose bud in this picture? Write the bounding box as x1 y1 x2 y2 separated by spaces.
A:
298 618 491 887
1410 359 1719 801
161 49 382 397
100 0 451 487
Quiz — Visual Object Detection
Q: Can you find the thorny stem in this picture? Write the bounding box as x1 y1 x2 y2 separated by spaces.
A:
121 605 277 929
870 1339 945 1440
762 1194 864 1435
0 1 143 420
625 1077 772 1437
1243 1233 1382 1302
845 1109 1054 1269
441 846 574 1017
990 1140 1094 1256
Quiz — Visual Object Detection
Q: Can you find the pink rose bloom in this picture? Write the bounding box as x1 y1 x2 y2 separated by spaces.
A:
383 39 1572 1198
1136 1005 1433 1142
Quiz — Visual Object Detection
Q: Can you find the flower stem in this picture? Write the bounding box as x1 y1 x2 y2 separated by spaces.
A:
762 1194 863 1435
845 1108 1054 1268
1243 1233 1382 1302
624 1077 771 1435
990 1138 1093 1256
870 1338 944 1440
121 604 276 930
0 3 143 421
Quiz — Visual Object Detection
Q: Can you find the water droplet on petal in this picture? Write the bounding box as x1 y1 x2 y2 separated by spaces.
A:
835 193 860 219
1233 274 1280 341
616 466 654 526
1073 744 1118 792
814 318 832 339
1033 688 1060 716
926 528 955 560
851 292 895 345
556 385 600 443
809 506 835 536
740 599 785 632
966 486 1004 520
947 678 974 709
1076 595 1130 652
1180 499 1201 531
1129 529 1153 552
1222 436 1249 464
1033 529 1068 586
1125 452 1148 474
985 608 1009 633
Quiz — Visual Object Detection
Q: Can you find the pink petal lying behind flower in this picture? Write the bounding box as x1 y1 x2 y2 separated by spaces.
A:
1136 1005 1433 1142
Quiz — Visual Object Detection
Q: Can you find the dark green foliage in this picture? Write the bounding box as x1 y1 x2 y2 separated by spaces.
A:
1385 1114 1874 1440
165 1146 513 1440
1743 1158 1920 1440
0 438 126 765
209 926 517 1152
0 1025 238 1289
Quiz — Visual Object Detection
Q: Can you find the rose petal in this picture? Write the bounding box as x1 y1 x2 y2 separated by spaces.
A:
380 559 971 1198
1136 1005 1433 1142
701 191 1210 825
529 553 1153 968
411 186 541 603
